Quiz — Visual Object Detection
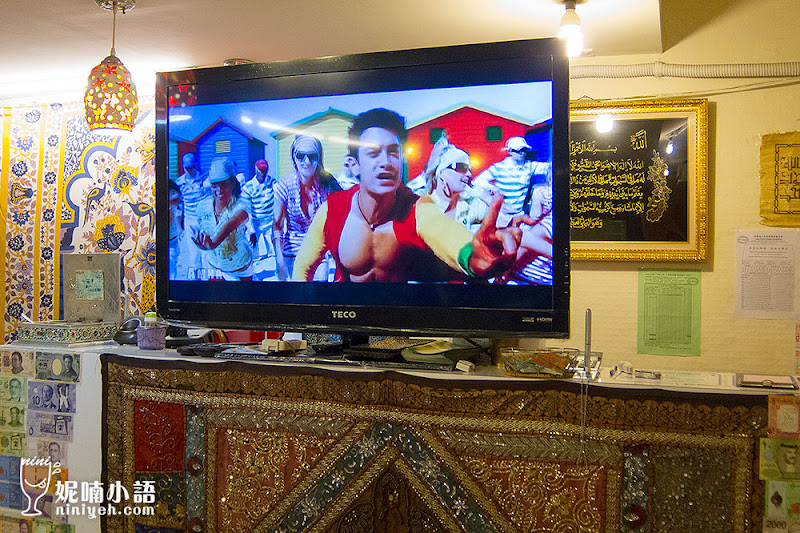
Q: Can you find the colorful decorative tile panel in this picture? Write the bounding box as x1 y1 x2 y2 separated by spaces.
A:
1 101 156 344
1 104 65 342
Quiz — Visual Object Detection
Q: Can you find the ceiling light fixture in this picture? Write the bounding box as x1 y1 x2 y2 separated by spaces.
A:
84 0 138 134
556 0 586 58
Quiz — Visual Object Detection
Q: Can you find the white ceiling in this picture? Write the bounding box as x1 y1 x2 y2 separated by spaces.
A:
0 0 662 102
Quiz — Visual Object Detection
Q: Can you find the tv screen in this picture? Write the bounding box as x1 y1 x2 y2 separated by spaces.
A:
155 38 570 338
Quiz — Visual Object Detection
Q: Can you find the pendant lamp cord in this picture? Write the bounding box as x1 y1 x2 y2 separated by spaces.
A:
110 0 117 56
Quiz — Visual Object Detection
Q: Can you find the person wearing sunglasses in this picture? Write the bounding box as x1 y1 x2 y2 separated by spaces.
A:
272 135 341 280
424 142 488 230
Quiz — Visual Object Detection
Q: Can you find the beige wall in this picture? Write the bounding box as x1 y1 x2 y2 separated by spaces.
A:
558 0 800 373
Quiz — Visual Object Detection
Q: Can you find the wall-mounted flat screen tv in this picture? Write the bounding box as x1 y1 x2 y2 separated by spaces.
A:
155 38 570 337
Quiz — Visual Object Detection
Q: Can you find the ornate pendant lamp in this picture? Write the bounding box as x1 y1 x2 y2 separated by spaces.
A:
84 0 138 134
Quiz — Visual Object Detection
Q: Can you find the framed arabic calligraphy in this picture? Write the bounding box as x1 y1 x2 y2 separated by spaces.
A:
569 99 708 261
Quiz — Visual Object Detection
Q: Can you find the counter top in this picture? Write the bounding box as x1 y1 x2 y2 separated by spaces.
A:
7 340 786 397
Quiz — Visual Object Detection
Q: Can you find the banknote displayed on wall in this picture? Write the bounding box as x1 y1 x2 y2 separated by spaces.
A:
763 517 800 533
0 481 22 510
763 438 800 480
771 395 800 439
766 480 800 519
0 404 25 430
0 455 20 483
0 349 34 377
0 516 32 532
27 382 76 414
25 412 73 442
0 430 25 457
34 353 80 384
27 439 67 466
0 377 26 404
32 517 74 532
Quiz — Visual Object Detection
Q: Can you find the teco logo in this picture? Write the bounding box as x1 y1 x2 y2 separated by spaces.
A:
331 310 356 319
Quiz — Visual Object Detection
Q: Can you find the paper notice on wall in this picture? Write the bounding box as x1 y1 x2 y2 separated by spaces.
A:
637 270 701 356
735 230 800 320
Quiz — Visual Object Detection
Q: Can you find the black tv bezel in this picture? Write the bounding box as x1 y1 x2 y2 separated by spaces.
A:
155 38 570 338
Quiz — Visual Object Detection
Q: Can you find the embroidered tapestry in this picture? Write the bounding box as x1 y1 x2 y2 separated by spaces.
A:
102 354 767 533
1 101 156 343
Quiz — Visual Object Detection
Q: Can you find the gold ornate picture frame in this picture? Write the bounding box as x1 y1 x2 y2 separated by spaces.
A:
569 99 708 261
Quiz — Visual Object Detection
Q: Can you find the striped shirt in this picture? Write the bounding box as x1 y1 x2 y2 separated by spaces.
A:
516 212 553 285
273 174 329 257
175 170 210 223
473 158 550 219
240 174 275 231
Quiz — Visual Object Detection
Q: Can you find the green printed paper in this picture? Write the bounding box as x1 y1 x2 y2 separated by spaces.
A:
637 269 701 356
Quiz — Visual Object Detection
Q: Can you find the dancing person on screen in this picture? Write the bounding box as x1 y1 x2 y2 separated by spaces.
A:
272 135 341 281
471 136 550 226
490 164 554 285
335 153 360 190
472 136 554 285
175 152 210 276
406 132 450 196
167 179 192 280
240 159 275 259
421 135 490 231
292 108 531 283
506 169 554 285
191 158 253 281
